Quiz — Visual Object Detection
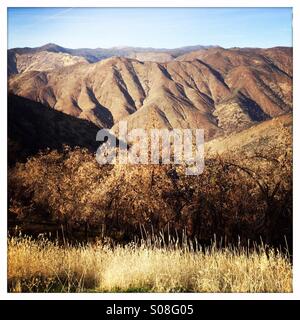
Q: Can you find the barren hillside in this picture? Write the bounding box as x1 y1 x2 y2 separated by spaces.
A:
8 46 292 139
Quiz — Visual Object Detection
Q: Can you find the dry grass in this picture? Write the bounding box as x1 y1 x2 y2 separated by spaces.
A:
8 236 292 293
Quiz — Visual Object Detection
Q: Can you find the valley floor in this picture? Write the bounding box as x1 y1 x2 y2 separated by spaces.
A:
8 236 292 293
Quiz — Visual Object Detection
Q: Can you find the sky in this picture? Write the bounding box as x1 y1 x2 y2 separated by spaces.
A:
8 8 292 49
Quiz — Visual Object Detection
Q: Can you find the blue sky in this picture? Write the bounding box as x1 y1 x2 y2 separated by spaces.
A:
8 8 292 49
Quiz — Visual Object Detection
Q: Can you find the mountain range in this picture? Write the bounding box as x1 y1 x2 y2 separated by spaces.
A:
8 43 219 68
8 43 292 157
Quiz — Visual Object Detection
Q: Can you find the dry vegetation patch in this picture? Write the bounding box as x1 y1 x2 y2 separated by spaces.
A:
8 236 292 293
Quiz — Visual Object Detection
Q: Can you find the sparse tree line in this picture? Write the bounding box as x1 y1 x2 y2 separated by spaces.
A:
8 125 292 250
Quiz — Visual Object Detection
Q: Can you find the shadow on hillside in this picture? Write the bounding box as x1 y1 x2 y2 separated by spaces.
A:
8 94 102 165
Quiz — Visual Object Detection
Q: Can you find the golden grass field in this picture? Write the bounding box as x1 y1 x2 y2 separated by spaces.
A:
8 236 292 293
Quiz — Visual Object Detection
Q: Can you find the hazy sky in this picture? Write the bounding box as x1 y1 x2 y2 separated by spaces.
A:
8 8 292 49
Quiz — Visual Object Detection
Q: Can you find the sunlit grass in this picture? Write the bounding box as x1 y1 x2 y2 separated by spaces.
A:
8 235 292 293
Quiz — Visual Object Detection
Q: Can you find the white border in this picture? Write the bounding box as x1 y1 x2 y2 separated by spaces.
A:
0 0 298 300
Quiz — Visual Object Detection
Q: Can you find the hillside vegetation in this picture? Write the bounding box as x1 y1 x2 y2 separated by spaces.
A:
8 117 292 248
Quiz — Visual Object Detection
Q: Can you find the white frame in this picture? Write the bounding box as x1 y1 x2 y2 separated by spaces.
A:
1 0 298 300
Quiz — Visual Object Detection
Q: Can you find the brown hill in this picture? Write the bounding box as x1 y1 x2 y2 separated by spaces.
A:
8 51 88 77
205 113 292 155
8 94 100 164
176 46 292 76
12 51 88 74
8 47 292 139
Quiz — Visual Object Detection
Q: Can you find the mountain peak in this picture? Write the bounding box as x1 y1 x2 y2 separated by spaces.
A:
39 43 66 52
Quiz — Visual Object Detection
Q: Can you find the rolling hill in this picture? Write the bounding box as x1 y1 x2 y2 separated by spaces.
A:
8 45 292 140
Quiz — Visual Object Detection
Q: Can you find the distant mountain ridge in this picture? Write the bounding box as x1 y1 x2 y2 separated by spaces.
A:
8 43 220 73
